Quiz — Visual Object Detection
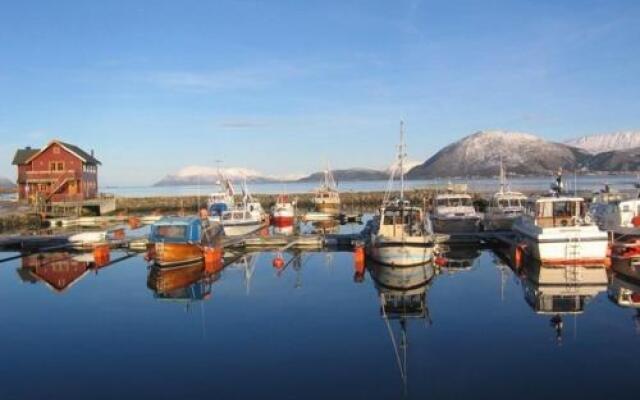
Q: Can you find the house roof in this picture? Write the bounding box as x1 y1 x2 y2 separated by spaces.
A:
13 140 101 166
12 148 40 165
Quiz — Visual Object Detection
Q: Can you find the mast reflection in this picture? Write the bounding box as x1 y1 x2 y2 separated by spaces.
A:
368 260 436 396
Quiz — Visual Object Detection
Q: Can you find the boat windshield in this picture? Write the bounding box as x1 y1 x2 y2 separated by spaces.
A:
498 198 523 208
382 209 422 225
535 200 585 226
437 197 472 207
151 225 189 241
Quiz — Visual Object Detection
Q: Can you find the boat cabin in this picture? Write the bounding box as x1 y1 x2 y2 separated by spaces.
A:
222 210 253 222
379 205 425 237
533 197 586 228
150 217 205 244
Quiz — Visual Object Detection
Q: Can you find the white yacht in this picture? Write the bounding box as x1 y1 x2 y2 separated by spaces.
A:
512 171 609 266
218 206 266 237
366 122 435 267
430 184 481 234
483 162 528 231
313 164 341 215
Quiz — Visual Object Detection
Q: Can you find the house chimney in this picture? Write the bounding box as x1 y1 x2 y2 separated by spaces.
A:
91 149 95 157
26 146 31 150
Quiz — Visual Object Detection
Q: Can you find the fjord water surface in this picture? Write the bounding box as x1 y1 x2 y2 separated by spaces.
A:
0 244 637 399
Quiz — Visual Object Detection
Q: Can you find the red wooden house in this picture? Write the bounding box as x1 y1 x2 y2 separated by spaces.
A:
12 140 101 203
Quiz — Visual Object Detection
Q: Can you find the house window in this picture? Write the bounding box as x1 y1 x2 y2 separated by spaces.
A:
53 146 60 154
57 162 64 171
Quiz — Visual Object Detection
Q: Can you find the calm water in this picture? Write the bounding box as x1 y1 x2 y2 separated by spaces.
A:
105 174 640 197
0 228 638 399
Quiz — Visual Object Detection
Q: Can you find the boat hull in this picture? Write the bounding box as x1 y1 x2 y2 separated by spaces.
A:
148 242 203 267
367 241 434 267
315 202 341 215
431 216 481 234
514 225 609 266
222 221 265 237
483 215 520 231
273 215 295 227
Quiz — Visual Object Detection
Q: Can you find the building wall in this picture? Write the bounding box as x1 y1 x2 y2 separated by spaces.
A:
17 143 99 202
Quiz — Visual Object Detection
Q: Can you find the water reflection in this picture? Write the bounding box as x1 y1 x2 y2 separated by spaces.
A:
438 244 482 273
17 252 92 292
147 262 217 303
608 273 640 334
368 261 436 396
518 259 608 342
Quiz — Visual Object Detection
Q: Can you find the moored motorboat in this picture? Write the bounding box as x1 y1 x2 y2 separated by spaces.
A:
512 171 609 266
272 194 295 227
366 122 435 267
313 164 341 215
430 184 482 234
207 172 236 219
219 207 266 237
483 162 528 231
146 216 224 267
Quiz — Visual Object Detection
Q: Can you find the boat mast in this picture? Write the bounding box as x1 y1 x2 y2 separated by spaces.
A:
399 121 406 201
499 158 506 194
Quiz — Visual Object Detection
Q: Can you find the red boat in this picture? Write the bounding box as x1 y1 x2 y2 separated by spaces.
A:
272 194 295 227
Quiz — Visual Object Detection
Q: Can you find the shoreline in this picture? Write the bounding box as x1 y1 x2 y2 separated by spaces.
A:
0 187 603 232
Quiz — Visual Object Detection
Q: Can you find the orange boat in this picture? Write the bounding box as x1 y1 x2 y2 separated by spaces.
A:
147 217 224 267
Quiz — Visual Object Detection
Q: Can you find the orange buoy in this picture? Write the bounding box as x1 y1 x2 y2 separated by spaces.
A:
273 253 285 269
514 244 524 269
604 257 612 269
434 256 448 267
353 245 366 273
93 244 111 267
203 246 223 273
632 215 640 228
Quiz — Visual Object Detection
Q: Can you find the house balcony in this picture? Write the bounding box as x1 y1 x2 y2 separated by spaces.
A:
24 170 81 183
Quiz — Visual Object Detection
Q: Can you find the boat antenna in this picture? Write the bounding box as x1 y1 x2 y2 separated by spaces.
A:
399 120 406 201
499 157 506 194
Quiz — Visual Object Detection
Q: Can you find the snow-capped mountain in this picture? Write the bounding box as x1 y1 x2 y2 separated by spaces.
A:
0 176 16 190
565 131 640 154
154 166 282 186
407 130 590 178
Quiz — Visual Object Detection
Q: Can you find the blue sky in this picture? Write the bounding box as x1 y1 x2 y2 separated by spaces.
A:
0 0 639 186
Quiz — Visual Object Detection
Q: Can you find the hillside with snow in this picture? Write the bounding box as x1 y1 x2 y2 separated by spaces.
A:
407 130 590 178
565 131 640 153
154 166 283 186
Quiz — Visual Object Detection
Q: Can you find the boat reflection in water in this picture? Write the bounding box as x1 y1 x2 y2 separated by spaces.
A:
310 219 340 235
368 260 436 396
147 261 217 304
437 244 482 274
608 272 640 333
518 258 608 342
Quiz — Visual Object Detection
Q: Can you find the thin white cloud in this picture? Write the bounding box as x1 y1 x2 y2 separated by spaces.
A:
146 62 304 92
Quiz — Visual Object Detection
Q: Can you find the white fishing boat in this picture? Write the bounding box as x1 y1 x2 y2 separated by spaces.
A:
313 164 341 215
219 207 265 237
272 194 295 227
239 178 267 222
588 184 640 234
207 171 236 219
366 122 435 267
512 170 609 266
483 162 528 231
430 183 481 234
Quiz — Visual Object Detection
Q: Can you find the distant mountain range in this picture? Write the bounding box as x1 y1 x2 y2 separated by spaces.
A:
155 130 640 186
565 131 640 153
0 176 16 190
